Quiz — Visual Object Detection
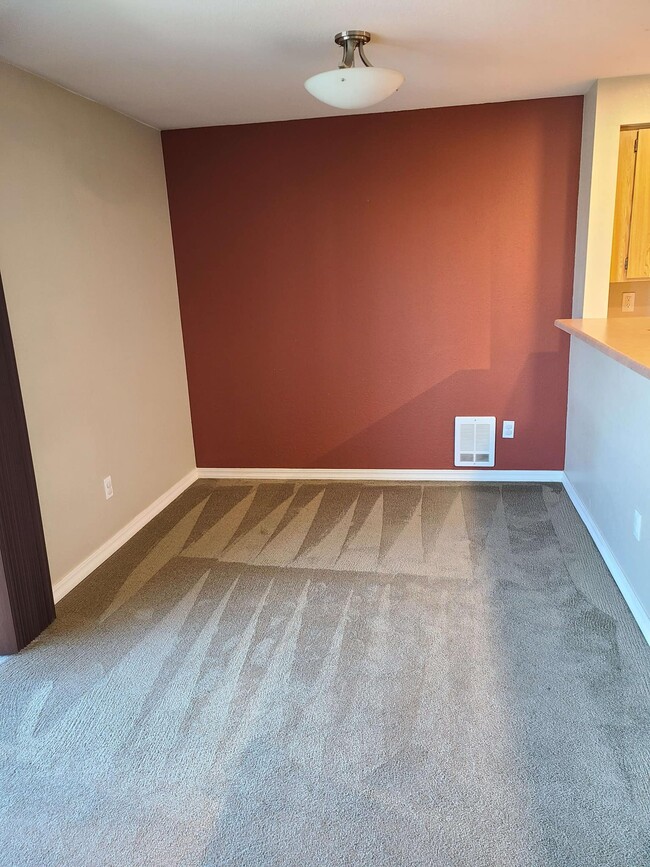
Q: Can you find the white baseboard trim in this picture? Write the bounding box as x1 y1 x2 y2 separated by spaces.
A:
562 472 650 645
52 469 199 603
197 468 564 482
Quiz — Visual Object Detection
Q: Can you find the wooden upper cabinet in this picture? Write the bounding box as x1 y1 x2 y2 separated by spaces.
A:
610 130 638 282
627 129 650 279
611 127 650 282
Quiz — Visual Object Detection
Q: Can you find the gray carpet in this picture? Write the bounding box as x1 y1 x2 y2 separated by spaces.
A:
1 480 649 866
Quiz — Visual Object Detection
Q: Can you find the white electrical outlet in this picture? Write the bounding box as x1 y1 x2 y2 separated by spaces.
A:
502 420 515 439
633 510 642 542
103 475 113 500
622 292 635 312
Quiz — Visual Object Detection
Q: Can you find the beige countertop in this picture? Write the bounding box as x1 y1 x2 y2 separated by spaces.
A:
555 317 650 381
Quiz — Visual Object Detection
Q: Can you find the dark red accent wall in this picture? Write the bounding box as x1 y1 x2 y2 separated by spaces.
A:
162 97 582 470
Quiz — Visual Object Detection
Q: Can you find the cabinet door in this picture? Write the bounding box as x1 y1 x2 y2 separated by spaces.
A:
627 128 650 279
610 129 638 283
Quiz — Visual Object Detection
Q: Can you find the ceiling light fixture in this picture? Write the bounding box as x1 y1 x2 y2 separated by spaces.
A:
304 31 404 110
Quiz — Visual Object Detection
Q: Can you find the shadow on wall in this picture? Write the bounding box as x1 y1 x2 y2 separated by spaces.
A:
315 105 577 472
315 351 566 470
162 97 582 470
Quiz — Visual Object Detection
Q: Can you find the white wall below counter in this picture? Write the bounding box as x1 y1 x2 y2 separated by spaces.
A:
565 337 650 641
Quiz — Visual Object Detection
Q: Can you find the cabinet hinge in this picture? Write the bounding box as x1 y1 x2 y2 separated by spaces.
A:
634 137 638 153
625 256 628 271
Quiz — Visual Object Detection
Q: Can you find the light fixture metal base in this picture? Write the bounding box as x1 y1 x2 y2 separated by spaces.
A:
334 31 371 47
335 30 373 68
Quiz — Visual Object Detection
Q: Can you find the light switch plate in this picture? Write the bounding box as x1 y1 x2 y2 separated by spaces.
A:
502 420 515 439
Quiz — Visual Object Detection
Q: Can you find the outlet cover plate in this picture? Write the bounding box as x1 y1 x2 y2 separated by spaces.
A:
622 292 635 312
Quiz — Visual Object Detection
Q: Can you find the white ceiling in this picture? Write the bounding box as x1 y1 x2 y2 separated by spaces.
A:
1 0 649 130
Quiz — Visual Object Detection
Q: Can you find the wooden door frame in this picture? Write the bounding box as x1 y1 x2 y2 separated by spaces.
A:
0 273 55 654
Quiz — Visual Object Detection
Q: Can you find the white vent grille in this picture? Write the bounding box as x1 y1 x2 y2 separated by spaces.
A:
454 417 496 467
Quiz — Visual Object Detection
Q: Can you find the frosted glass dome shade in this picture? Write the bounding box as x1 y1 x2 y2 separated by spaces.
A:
304 66 404 109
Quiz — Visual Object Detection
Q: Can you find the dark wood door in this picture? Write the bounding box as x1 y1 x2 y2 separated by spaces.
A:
0 274 55 653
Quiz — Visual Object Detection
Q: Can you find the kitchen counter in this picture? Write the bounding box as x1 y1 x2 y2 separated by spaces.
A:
555 317 650 381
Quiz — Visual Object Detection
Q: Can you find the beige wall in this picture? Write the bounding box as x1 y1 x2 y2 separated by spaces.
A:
0 62 195 588
573 75 650 317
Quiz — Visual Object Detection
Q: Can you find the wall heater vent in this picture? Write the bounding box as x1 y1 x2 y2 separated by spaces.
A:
454 416 496 467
